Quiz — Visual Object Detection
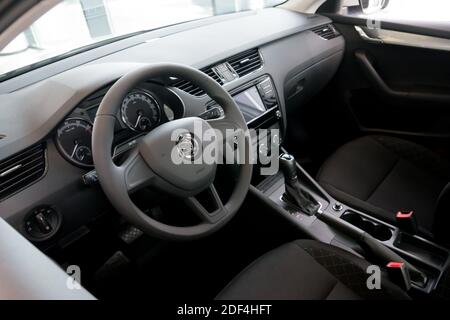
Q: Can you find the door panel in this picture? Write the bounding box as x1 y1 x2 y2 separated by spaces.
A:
332 22 450 139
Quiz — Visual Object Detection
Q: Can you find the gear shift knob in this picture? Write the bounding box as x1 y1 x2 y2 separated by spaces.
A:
280 153 297 184
279 153 320 216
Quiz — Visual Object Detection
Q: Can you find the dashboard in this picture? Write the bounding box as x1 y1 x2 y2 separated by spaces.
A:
0 8 345 247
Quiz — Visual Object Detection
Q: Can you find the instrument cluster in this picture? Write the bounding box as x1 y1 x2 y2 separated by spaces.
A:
55 86 183 168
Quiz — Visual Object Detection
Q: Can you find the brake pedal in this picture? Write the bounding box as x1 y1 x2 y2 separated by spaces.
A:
119 225 143 244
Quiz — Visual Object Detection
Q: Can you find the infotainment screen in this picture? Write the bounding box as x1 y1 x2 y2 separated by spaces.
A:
233 86 266 122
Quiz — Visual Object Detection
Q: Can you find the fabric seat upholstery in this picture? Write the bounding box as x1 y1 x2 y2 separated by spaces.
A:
316 135 450 236
217 240 409 300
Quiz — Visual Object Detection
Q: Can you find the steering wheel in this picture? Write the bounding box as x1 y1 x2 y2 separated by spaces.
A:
92 63 253 240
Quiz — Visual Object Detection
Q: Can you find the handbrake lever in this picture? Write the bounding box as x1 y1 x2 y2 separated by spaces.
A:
316 210 427 290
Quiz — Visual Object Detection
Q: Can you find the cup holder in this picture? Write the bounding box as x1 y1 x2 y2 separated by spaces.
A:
342 212 364 227
342 212 393 242
361 220 376 234
372 225 393 241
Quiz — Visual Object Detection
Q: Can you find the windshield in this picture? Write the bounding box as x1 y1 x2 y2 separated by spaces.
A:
0 0 285 79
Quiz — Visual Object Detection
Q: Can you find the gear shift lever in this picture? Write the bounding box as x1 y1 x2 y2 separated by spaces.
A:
280 153 320 216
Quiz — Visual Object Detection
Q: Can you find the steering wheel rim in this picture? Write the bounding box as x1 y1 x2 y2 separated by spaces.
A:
92 63 253 240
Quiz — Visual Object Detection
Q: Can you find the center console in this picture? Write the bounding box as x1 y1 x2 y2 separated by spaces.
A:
252 147 450 296
204 75 283 179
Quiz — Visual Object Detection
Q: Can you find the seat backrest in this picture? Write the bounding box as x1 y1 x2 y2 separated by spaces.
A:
432 182 450 244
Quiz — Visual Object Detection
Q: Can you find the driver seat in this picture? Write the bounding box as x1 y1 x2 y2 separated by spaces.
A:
217 240 409 300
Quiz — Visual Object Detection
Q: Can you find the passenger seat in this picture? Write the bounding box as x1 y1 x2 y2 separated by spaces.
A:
317 135 450 241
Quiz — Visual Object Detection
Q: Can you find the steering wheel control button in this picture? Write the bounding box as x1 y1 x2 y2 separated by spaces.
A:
25 206 61 241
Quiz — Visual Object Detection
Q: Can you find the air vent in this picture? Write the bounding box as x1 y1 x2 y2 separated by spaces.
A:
311 24 340 40
228 49 262 77
173 48 262 96
203 67 221 84
172 67 221 97
0 143 46 201
172 79 205 97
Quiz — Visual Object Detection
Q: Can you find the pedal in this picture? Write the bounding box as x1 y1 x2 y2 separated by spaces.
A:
93 251 131 283
119 225 143 244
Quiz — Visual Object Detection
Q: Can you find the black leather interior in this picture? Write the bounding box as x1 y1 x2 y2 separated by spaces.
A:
217 240 409 300
317 135 450 237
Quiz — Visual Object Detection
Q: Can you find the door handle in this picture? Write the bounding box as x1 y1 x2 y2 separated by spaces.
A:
355 26 450 52
355 26 383 44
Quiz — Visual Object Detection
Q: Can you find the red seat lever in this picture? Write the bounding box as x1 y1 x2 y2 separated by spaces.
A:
386 261 411 291
396 211 413 219
387 262 404 269
395 210 417 234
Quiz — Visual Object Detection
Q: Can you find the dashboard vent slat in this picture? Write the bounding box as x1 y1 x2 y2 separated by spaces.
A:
172 79 205 96
311 24 340 40
172 48 262 96
228 49 262 77
0 157 44 189
204 68 221 84
0 143 46 201
172 67 221 97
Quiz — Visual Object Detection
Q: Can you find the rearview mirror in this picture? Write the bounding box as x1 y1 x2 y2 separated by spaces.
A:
359 0 389 14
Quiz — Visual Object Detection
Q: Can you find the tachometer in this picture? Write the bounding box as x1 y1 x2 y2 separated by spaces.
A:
55 118 93 168
121 90 161 132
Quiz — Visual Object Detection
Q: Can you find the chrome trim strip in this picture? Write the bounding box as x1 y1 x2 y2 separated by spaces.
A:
355 26 383 44
0 164 22 177
355 26 450 51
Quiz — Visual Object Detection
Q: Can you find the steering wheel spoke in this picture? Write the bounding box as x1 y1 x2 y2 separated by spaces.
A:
185 184 227 224
206 116 239 138
120 148 154 193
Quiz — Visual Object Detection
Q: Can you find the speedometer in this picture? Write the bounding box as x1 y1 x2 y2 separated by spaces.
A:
55 118 93 168
121 90 161 132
